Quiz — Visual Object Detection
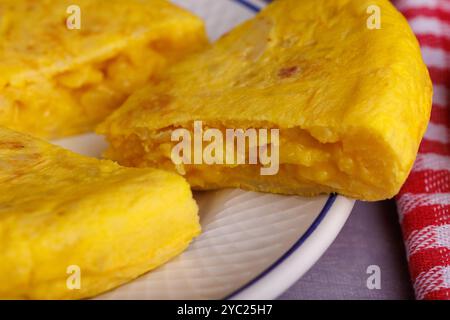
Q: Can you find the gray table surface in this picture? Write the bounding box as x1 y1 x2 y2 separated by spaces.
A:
279 200 415 300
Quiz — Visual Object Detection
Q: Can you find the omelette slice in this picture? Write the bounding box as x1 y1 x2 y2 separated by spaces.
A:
0 0 207 139
98 0 432 201
0 126 199 299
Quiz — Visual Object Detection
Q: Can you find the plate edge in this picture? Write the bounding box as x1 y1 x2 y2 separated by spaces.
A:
226 195 356 300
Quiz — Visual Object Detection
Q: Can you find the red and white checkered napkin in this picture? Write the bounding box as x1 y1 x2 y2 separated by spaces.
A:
393 0 450 300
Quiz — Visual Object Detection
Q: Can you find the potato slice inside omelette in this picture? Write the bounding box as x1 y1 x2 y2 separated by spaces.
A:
0 0 207 138
0 126 199 299
98 0 432 201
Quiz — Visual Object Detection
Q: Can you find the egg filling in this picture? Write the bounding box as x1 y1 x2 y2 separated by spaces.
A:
0 0 207 138
103 121 398 200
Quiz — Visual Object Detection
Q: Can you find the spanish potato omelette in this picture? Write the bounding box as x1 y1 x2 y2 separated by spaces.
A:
0 0 207 139
0 126 200 299
98 0 432 201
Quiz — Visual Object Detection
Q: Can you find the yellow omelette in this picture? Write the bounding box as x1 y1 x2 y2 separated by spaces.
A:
98 0 432 201
0 0 207 138
0 126 199 299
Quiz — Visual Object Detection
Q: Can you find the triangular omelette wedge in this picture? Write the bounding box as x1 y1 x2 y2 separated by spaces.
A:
0 126 199 299
0 0 207 138
98 0 432 201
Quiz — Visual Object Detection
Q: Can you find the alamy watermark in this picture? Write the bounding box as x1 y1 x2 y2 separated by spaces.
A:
171 121 280 176
66 265 81 290
366 265 381 290
367 5 381 29
66 5 81 30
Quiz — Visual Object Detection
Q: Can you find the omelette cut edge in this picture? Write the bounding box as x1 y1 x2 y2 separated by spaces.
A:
98 0 432 201
0 126 199 299
0 0 207 139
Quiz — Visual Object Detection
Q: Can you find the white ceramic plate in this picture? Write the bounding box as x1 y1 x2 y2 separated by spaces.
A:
53 0 355 300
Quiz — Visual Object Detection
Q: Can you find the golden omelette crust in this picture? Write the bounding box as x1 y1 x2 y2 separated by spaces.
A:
98 0 432 201
0 0 207 138
0 126 199 299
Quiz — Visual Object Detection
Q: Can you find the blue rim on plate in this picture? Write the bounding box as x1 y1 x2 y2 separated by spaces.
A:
224 194 337 299
230 0 262 12
220 0 338 299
